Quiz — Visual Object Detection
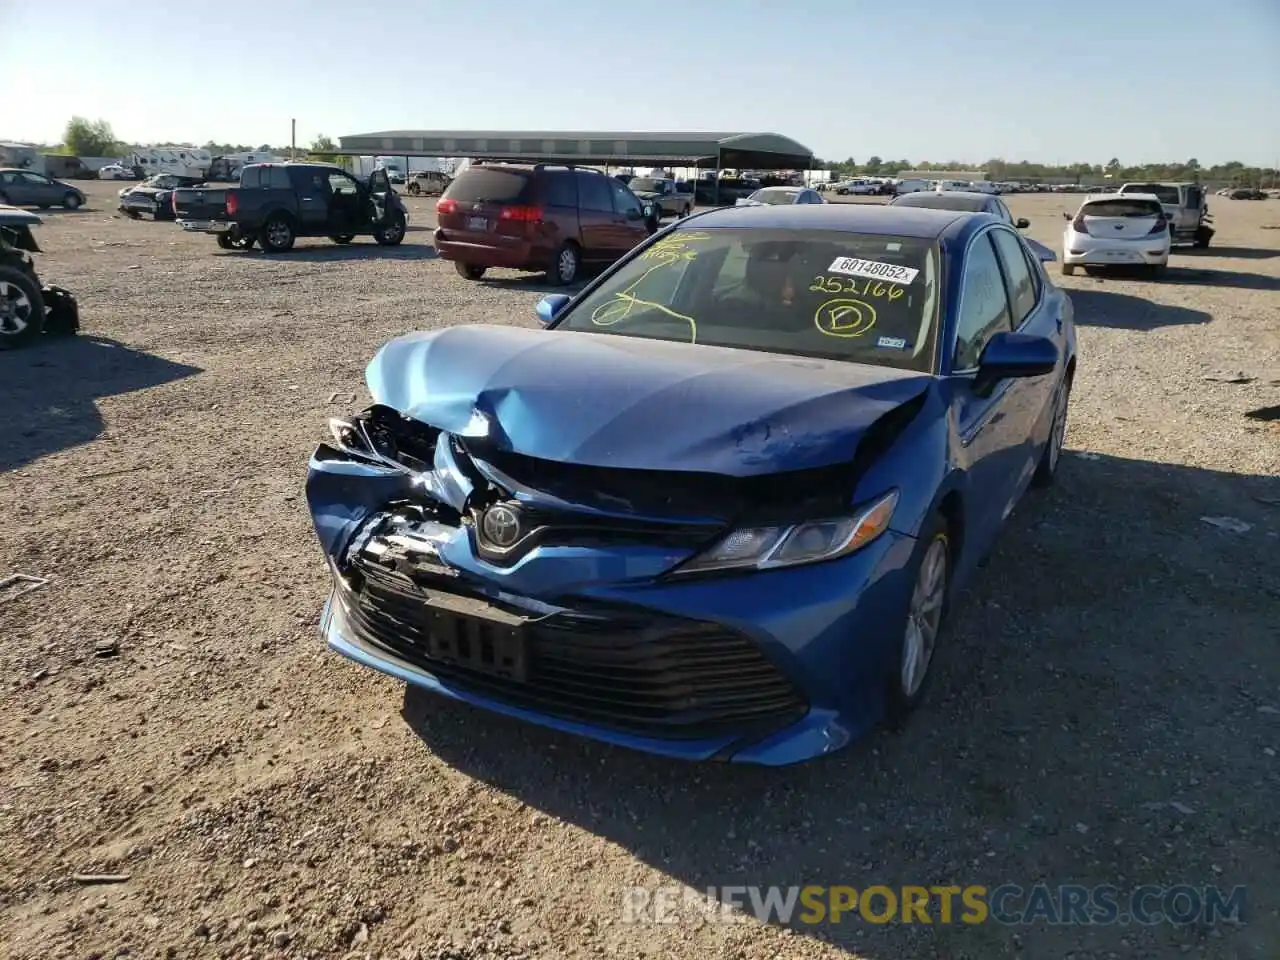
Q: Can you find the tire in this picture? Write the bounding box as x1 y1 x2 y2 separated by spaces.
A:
0 265 47 350
1032 375 1071 488
455 262 486 280
260 215 296 253
216 234 235 250
1061 263 1076 276
374 214 406 246
63 193 82 210
330 235 355 244
230 233 255 250
124 209 141 220
547 242 580 286
885 513 951 727
1148 262 1168 278
408 183 421 196
680 205 691 218
1193 226 1212 249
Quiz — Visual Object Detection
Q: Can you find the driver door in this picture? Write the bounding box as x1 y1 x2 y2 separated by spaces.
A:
366 168 394 227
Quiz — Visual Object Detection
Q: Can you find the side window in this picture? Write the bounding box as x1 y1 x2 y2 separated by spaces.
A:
328 173 357 195
241 166 261 188
608 178 641 215
542 171 577 208
954 234 1013 371
21 172 50 184
989 229 1037 325
268 166 291 190
576 173 613 213
1186 186 1202 207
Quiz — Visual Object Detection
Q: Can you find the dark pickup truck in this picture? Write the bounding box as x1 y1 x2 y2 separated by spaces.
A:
171 163 407 252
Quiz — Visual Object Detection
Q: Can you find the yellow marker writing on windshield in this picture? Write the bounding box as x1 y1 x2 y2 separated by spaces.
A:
809 275 904 302
814 298 877 338
591 234 708 342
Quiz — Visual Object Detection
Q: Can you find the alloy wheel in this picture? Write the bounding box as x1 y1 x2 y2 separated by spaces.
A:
0 280 33 336
901 536 948 698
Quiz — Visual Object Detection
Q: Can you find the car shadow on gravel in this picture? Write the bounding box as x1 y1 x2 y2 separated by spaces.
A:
0 336 202 472
402 451 1280 959
1157 267 1280 292
1066 287 1212 330
1180 246 1278 260
213 244 439 263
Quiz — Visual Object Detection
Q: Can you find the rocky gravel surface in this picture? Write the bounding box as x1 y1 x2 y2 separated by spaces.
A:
1 183 1278 960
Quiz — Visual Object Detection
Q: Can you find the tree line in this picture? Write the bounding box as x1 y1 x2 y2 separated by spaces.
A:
44 117 1277 187
817 155 1279 187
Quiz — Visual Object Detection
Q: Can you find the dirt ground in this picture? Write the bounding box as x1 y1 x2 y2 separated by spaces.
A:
1 182 1278 960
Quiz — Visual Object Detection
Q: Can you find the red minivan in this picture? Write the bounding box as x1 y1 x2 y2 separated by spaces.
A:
433 164 656 285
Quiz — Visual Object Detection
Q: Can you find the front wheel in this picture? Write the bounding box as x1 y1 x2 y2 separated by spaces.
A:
0 265 47 350
885 515 951 727
1032 376 1071 487
1193 225 1212 249
63 193 82 210
1061 263 1077 276
680 205 691 218
374 214 406 246
455 262 486 280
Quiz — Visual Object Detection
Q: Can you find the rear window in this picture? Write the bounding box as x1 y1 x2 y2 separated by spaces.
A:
240 166 261 188
1082 199 1163 217
1121 184 1179 204
895 193 987 212
444 168 533 204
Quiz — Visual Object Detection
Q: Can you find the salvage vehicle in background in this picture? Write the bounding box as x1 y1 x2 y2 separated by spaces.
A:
1060 193 1171 276
172 163 407 253
1117 181 1214 248
0 169 87 210
119 173 204 221
627 177 695 218
735 186 826 205
0 206 80 349
306 203 1075 765
406 171 451 196
433 163 657 285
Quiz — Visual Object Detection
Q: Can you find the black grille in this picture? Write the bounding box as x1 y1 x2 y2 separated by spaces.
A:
337 562 808 741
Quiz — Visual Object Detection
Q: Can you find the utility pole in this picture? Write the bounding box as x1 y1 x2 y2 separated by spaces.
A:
291 119 296 160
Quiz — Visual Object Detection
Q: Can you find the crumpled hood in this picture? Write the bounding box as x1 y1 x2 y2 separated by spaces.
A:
366 325 932 477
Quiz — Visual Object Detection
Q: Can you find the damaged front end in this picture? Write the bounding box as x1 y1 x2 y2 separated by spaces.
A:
307 387 927 764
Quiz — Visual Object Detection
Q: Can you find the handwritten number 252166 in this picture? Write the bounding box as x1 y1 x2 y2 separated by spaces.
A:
809 275 904 301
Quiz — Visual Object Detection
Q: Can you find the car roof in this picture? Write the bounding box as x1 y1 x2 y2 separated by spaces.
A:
0 204 43 225
1083 192 1162 204
689 203 973 239
893 191 993 211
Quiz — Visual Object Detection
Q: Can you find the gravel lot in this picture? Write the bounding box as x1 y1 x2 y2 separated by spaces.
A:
2 182 1278 960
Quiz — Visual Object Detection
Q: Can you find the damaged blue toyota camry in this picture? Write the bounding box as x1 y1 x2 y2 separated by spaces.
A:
306 204 1075 766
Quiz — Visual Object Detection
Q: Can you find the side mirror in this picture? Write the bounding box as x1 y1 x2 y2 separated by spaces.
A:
535 294 571 326
977 332 1058 383
1024 238 1057 263
1015 217 1030 229
642 203 654 218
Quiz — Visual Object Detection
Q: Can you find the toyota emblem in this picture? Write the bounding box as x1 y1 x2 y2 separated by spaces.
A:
481 504 522 548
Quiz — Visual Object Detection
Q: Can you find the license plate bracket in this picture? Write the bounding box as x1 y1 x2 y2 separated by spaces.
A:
413 592 529 682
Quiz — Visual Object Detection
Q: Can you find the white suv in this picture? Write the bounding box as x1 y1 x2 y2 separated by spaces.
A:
1061 193 1171 276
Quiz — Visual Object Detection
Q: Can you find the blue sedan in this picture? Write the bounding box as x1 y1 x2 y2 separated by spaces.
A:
306 204 1076 766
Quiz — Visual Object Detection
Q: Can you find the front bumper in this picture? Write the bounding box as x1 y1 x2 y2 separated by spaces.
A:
307 454 918 765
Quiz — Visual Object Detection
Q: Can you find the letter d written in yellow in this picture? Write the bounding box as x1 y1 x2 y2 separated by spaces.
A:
798 886 826 924
961 886 989 924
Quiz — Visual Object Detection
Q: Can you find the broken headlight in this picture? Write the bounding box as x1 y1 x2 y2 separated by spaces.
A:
671 490 899 576
324 406 437 473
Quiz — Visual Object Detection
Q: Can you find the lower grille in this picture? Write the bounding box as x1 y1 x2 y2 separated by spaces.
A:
336 563 807 741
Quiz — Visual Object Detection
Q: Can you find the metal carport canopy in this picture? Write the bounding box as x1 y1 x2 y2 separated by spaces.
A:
335 131 814 170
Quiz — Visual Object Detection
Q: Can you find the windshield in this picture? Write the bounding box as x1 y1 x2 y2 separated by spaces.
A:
629 178 666 193
554 228 940 372
750 189 800 204
1121 183 1180 205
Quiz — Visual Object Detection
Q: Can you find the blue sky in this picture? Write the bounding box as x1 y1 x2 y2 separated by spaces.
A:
3 0 1277 166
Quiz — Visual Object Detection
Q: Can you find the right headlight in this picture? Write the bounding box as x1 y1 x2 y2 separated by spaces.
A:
669 490 899 577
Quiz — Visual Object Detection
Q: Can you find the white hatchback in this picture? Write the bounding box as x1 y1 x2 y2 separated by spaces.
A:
1061 193 1171 276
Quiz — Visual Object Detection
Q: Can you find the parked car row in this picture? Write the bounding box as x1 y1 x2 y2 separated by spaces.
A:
0 169 87 210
